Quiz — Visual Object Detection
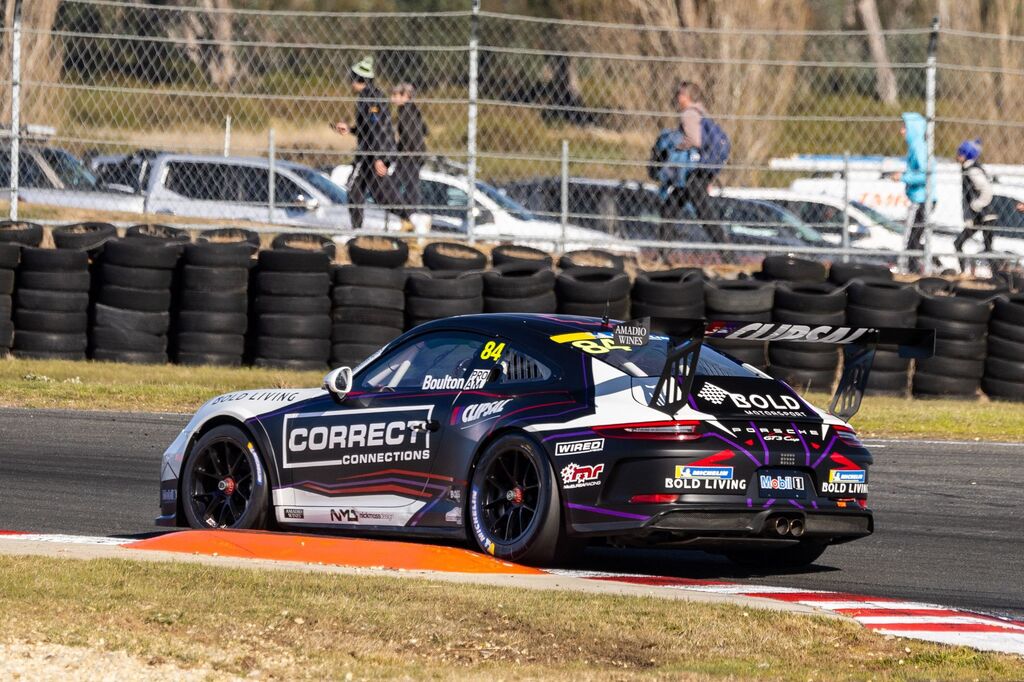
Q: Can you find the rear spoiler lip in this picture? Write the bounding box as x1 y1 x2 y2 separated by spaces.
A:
645 318 935 422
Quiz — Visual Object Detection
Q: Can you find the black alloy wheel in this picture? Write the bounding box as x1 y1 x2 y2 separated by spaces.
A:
182 425 269 530
468 434 565 564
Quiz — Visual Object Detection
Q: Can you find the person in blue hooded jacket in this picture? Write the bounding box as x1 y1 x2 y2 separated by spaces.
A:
891 112 932 272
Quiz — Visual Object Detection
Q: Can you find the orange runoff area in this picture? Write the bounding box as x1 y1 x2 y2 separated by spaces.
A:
126 530 543 575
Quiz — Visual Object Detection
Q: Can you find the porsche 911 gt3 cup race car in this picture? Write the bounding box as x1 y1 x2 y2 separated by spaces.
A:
158 314 933 566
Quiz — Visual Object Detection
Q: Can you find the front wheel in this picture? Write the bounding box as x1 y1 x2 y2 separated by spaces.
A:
726 541 828 570
468 434 564 565
181 424 269 530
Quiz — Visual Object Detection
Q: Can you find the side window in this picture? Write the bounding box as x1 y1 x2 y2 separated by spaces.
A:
165 162 233 201
497 348 552 385
356 331 489 392
276 175 307 205
20 154 49 189
989 195 1024 235
237 166 268 204
421 180 469 219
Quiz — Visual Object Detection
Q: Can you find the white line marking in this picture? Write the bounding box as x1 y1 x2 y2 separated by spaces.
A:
0 534 127 546
856 616 1024 629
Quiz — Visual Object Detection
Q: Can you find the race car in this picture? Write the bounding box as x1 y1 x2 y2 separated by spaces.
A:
158 313 933 567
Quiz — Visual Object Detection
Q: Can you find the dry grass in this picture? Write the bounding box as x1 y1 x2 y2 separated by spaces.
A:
0 555 1020 681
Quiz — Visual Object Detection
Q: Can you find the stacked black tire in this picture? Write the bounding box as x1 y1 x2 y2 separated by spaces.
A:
92 239 180 364
703 280 774 370
174 242 252 366
0 244 16 356
332 265 406 366
13 248 91 360
755 255 827 286
630 268 704 334
253 249 332 371
768 283 847 391
845 279 920 395
556 267 630 320
983 295 1024 401
912 292 990 399
483 263 556 314
406 242 486 328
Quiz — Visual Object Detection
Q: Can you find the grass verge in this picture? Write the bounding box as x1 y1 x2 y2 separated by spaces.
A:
0 555 1020 680
0 357 1019 441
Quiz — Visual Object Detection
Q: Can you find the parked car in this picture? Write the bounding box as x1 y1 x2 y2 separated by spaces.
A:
331 165 633 253
90 152 400 230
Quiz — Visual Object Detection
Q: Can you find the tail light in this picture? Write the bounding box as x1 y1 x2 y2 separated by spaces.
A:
593 420 700 441
833 425 863 447
629 494 680 504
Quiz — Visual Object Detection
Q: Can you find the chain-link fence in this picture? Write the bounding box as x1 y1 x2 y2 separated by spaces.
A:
2 0 1024 273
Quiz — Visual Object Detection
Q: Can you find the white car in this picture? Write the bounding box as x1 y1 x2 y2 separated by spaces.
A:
331 165 635 254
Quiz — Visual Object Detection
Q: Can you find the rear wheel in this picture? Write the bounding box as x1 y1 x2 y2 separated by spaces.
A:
726 541 828 569
468 434 564 565
182 425 269 530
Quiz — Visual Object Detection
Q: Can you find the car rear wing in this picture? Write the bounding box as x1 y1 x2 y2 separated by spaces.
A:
644 319 935 421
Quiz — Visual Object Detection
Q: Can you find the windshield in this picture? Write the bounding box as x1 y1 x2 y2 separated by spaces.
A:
40 148 100 190
475 181 537 221
551 330 761 379
764 203 827 244
287 165 349 205
850 200 905 234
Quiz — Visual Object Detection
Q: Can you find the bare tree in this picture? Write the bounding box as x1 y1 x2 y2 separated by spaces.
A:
856 0 899 104
165 0 240 90
1 0 62 124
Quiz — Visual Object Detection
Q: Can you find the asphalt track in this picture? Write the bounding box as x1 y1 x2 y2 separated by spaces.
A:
1 408 1021 620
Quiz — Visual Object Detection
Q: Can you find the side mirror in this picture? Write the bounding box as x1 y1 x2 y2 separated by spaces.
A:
297 194 319 212
323 366 353 401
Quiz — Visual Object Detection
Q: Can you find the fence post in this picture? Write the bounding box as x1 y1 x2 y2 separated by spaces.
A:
465 0 480 244
268 127 276 224
8 0 23 222
223 115 232 157
923 16 939 275
841 150 850 263
560 139 569 252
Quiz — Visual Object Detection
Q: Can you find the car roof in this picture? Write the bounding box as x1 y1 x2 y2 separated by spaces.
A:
404 313 623 341
722 187 845 206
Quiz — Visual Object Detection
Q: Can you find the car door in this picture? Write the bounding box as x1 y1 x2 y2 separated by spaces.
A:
277 330 494 527
151 161 249 220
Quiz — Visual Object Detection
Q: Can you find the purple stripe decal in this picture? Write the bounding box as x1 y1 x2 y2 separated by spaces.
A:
788 499 805 510
750 421 770 465
541 429 595 442
812 434 839 468
746 498 753 508
408 492 445 526
289 477 449 493
791 421 812 466
762 498 776 509
811 500 819 510
566 503 649 521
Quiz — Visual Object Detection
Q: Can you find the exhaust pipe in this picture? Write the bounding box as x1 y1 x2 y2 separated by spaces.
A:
789 519 805 537
773 516 791 536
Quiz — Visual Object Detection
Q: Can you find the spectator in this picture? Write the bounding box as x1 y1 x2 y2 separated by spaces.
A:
953 138 997 273
892 112 932 272
391 83 428 221
333 56 410 230
662 81 726 244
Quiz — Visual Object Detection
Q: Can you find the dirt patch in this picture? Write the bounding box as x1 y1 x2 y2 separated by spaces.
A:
352 236 399 251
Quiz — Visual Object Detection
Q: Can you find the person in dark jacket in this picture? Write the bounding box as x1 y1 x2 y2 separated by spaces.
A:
953 138 998 273
391 82 428 216
333 56 409 229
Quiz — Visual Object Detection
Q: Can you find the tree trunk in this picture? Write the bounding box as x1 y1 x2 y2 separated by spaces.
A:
856 0 899 104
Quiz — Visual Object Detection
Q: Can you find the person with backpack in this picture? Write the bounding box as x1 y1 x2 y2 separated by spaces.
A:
656 81 731 244
952 138 998 273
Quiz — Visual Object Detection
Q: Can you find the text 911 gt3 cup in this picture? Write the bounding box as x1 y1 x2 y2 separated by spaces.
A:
158 313 933 567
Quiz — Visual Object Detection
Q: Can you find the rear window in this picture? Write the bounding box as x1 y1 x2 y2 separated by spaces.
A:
550 331 760 378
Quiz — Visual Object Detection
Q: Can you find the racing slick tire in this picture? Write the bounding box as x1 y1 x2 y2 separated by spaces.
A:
181 424 269 530
468 433 567 565
726 541 828 569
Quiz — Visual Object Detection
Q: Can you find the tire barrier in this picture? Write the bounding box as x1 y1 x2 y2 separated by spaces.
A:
196 227 261 252
631 268 704 335
703 279 774 370
92 239 181 364
174 241 252 367
556 267 630 319
271 232 337 261
331 264 406 366
483 263 557 314
982 295 1024 402
0 243 18 357
557 249 626 272
913 292 991 399
405 269 485 329
768 282 846 392
347 235 409 268
491 244 552 268
12 247 91 360
847 279 920 396
0 221 44 247
51 222 117 252
422 242 487 271
253 248 331 371
125 223 190 243
827 262 892 286
756 255 827 284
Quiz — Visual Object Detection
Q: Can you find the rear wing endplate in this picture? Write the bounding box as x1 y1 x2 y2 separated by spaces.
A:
649 319 935 421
